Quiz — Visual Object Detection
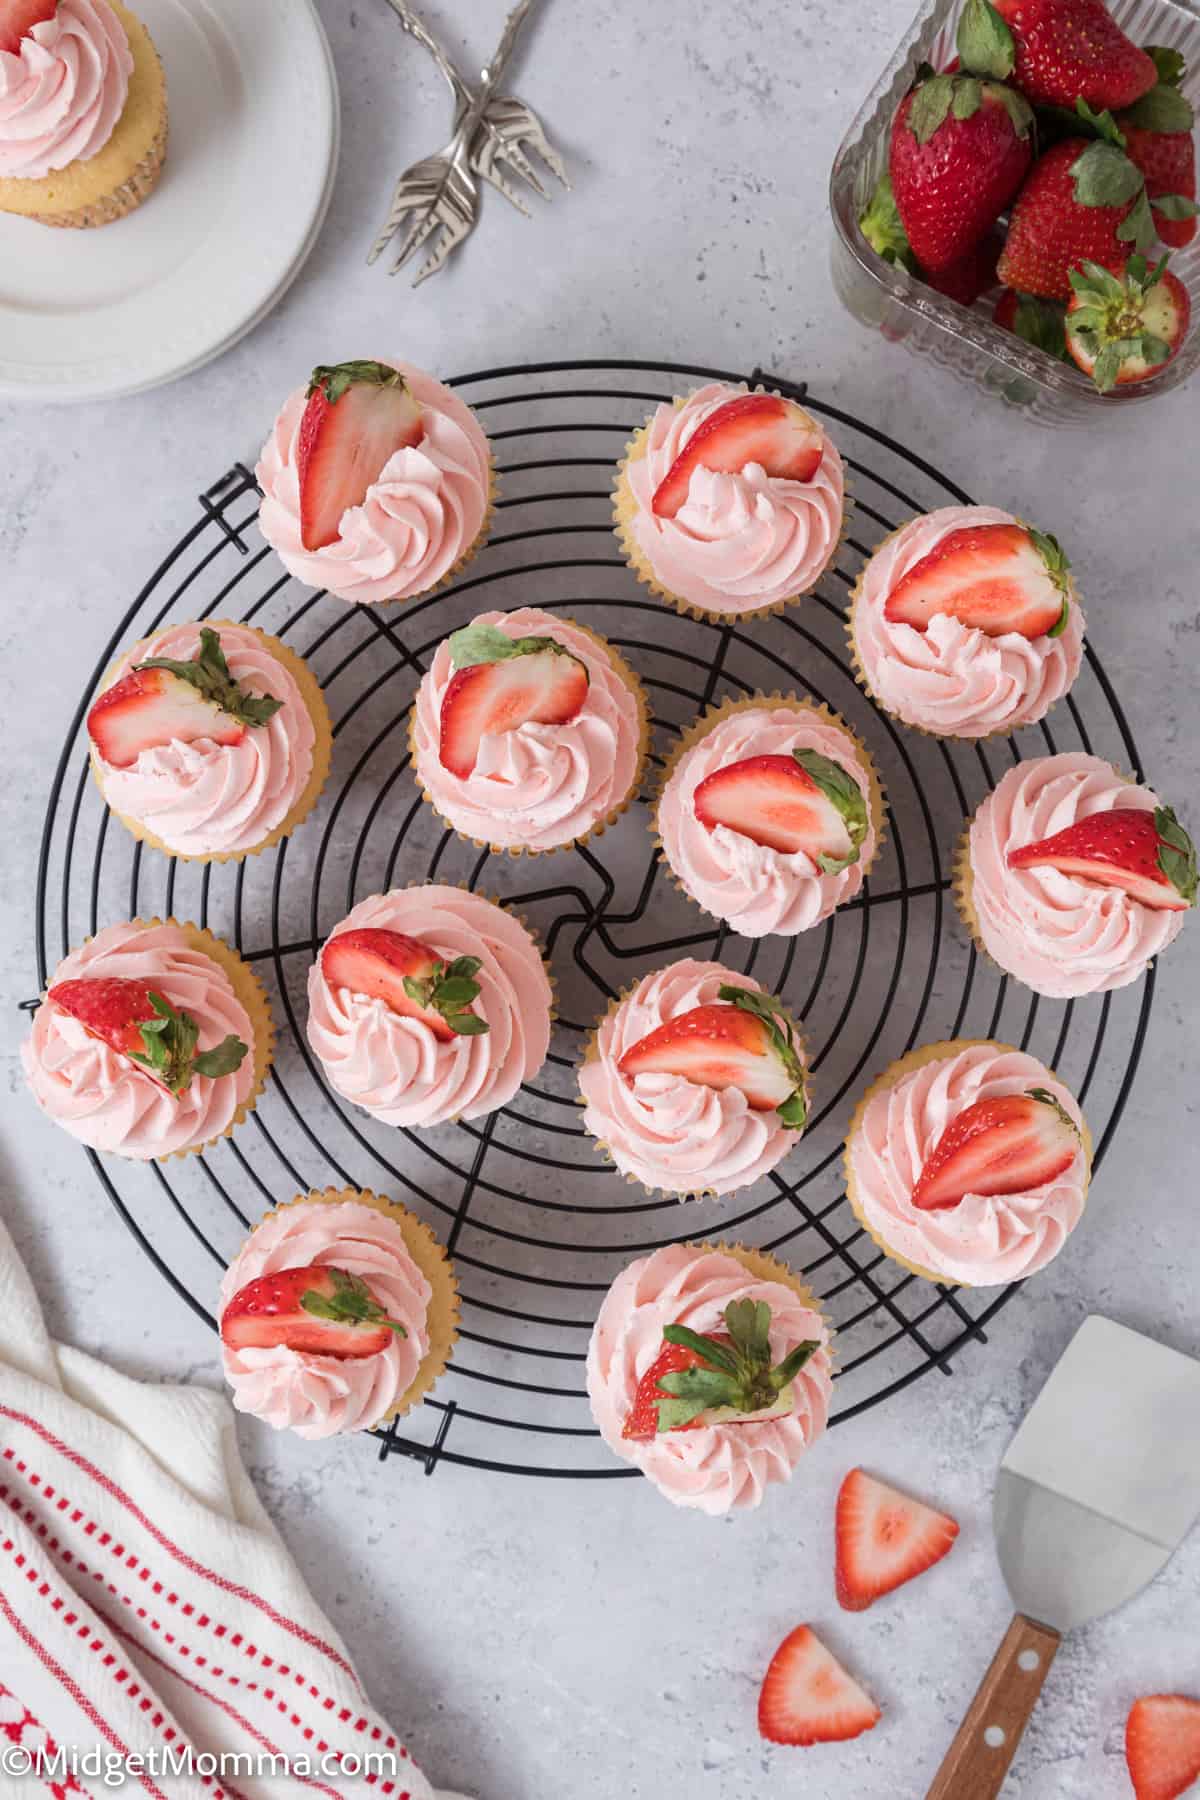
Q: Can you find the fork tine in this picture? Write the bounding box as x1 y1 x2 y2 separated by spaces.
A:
413 211 471 285
475 158 532 215
368 162 439 263
390 206 443 276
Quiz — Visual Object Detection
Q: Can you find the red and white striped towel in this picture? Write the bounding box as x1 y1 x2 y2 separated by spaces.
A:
0 1216 469 1799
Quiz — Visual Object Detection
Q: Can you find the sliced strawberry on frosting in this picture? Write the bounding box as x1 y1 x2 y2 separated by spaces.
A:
617 983 807 1128
622 1298 819 1440
321 928 488 1042
87 626 282 769
220 1263 407 1359
835 1467 959 1612
1008 805 1197 911
651 394 823 520
910 1089 1081 1212
49 977 248 1095
883 522 1071 640
693 748 868 870
0 0 56 53
757 1625 881 1747
438 621 589 779
296 360 424 551
1125 1693 1200 1800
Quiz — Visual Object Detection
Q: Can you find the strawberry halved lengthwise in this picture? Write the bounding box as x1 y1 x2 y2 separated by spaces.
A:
616 985 807 1128
0 0 57 53
220 1263 407 1359
49 976 248 1095
910 1089 1082 1212
321 928 487 1042
692 748 868 870
437 627 589 780
621 1299 819 1440
650 395 823 520
1125 1693 1200 1800
1007 804 1197 911
296 361 424 552
757 1625 881 1747
883 522 1071 640
88 668 247 768
1066 256 1192 392
835 1467 959 1612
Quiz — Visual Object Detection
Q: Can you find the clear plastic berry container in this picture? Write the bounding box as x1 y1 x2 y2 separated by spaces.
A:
829 0 1200 423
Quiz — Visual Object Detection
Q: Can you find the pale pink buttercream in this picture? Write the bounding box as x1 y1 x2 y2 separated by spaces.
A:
307 885 551 1127
624 384 845 615
0 0 130 180
256 362 491 606
412 607 644 852
657 704 879 937
847 1042 1088 1286
586 1244 833 1514
93 623 318 858
968 753 1187 997
578 959 804 1197
853 506 1085 739
21 921 256 1160
219 1201 431 1440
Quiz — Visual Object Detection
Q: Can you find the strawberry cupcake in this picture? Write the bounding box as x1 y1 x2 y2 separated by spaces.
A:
22 918 272 1160
0 0 166 228
849 507 1084 739
307 885 553 1128
88 621 332 862
613 384 846 621
219 1188 459 1441
410 607 649 854
579 959 809 1198
655 695 886 937
256 359 494 607
844 1040 1091 1287
957 753 1195 997
586 1242 834 1513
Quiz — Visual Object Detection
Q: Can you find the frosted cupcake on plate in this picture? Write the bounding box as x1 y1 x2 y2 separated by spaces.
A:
219 1188 459 1441
957 752 1194 997
849 506 1084 739
411 607 649 854
655 694 885 937
587 1242 834 1514
22 918 272 1160
87 622 331 861
579 958 809 1198
0 0 166 228
845 1040 1090 1287
307 885 553 1128
614 384 846 621
256 358 494 607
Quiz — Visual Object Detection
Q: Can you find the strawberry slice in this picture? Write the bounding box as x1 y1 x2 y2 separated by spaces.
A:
1126 1694 1200 1800
835 1467 959 1611
0 0 56 53
883 522 1071 640
911 1089 1081 1213
220 1263 407 1359
321 928 487 1043
622 1299 819 1440
1007 805 1197 911
693 748 868 869
1066 255 1192 392
296 361 423 551
49 977 247 1095
438 621 589 779
88 626 281 769
617 984 807 1128
651 394 823 520
758 1626 881 1747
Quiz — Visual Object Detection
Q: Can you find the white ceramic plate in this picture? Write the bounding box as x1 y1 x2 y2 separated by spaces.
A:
0 0 339 403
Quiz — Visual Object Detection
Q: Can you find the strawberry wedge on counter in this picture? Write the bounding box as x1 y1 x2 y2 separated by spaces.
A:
758 1626 881 1747
1125 1694 1200 1800
836 1467 960 1611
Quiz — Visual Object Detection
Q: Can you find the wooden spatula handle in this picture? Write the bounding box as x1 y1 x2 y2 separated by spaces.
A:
926 1613 1061 1800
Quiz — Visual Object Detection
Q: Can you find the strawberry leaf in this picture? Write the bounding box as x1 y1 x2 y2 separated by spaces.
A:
952 76 983 121
717 983 808 1131
1156 805 1197 903
1115 187 1156 250
858 172 917 272
403 951 490 1036
1007 294 1071 361
300 1267 407 1337
1075 97 1126 147
136 627 283 732
662 1323 740 1375
793 748 869 868
1144 44 1186 87
1028 528 1072 604
192 1035 250 1081
447 623 582 678
1071 141 1144 207
306 360 408 406
653 1302 818 1432
1122 82 1193 133
1153 193 1200 219
907 74 956 145
956 0 1015 81
992 83 1034 138
125 988 247 1094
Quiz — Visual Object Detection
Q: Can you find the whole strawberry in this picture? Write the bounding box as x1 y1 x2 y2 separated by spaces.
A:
890 76 1034 270
998 132 1154 298
993 0 1157 111
1118 47 1198 248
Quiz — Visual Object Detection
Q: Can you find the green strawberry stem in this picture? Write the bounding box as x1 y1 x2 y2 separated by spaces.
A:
136 627 282 731
792 748 869 874
858 172 917 273
1156 805 1197 903
402 954 490 1037
448 622 579 672
301 1267 407 1338
126 990 248 1096
306 360 408 405
655 1298 819 1432
1025 1086 1081 1137
718 984 808 1130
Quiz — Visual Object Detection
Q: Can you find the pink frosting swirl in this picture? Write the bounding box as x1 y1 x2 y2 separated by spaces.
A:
847 1042 1088 1285
0 0 131 180
94 623 317 858
21 921 256 1160
586 1244 833 1514
412 608 644 852
578 959 804 1197
219 1201 431 1440
307 886 551 1127
853 506 1085 738
256 362 491 606
968 753 1186 997
624 384 845 615
657 704 879 936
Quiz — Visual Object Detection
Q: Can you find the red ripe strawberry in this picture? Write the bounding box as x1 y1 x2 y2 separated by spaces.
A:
49 977 247 1095
993 0 1157 110
998 135 1154 300
1125 1694 1200 1800
911 1089 1082 1212
693 748 868 869
622 1298 819 1439
87 626 281 769
1119 52 1198 246
296 360 423 551
757 1626 881 1747
1066 254 1191 388
617 984 808 1128
220 1263 406 1359
883 521 1072 639
0 0 56 53
926 230 1004 304
321 928 487 1043
1008 803 1197 908
889 75 1033 273
835 1467 960 1612
650 394 822 519
438 621 588 779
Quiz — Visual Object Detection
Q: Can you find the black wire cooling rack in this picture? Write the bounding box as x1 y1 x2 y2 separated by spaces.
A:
30 358 1155 1480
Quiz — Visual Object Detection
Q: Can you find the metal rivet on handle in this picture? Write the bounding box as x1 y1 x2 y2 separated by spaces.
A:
1018 1650 1041 1672
984 1726 1007 1749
